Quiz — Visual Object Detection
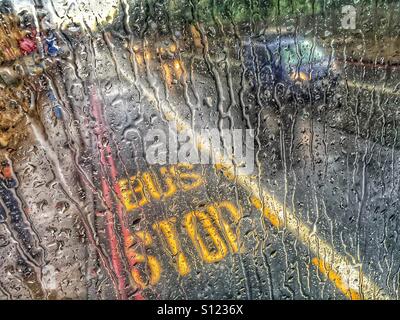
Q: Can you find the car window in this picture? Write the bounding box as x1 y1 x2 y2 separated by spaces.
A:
0 0 399 302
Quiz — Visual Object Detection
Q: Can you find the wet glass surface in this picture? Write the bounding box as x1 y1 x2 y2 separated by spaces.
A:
0 0 399 300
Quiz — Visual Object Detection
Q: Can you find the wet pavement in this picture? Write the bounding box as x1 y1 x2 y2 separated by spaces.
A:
0 0 400 300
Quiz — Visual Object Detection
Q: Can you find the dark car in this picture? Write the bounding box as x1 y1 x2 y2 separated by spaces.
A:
242 35 340 103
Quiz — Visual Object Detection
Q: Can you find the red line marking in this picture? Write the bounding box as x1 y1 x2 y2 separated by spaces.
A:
90 86 144 300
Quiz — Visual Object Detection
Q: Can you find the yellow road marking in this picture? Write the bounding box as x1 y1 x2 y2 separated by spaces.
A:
153 218 191 276
118 164 204 212
139 88 390 300
312 258 361 300
127 231 162 289
113 50 391 299
184 210 229 264
250 196 281 228
207 201 242 253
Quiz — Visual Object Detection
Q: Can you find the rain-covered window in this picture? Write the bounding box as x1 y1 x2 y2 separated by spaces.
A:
0 0 399 301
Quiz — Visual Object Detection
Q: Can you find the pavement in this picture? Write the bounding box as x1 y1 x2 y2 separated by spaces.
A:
0 9 400 300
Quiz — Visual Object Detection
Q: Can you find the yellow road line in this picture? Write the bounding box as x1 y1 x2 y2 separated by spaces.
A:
312 258 361 300
230 167 386 299
112 50 391 299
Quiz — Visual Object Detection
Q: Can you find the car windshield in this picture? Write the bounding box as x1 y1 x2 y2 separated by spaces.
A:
0 0 399 302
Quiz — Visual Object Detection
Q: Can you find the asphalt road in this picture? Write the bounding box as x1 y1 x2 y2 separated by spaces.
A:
70 32 400 299
1 29 399 300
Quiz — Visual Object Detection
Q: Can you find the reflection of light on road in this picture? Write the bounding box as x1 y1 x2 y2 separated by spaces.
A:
174 60 180 71
290 71 310 81
161 59 184 86
162 63 172 85
169 44 177 53
135 53 144 66
312 258 361 300
144 51 151 61
173 59 182 79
